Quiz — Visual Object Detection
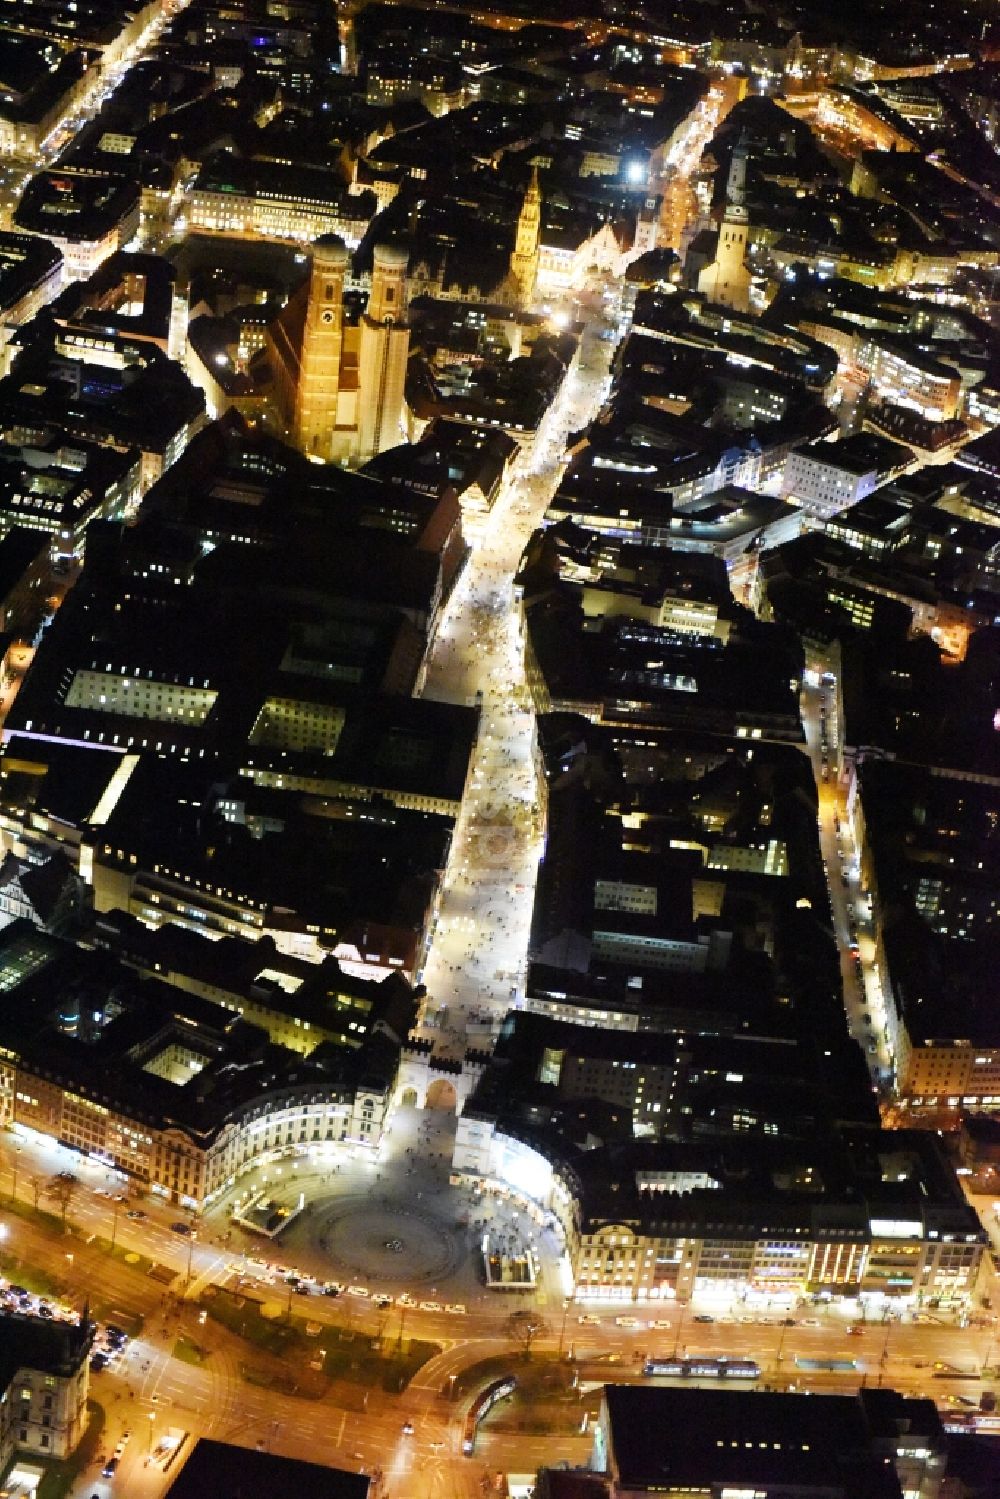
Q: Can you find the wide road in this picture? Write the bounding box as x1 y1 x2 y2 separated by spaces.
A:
0 1147 989 1499
62 1285 998 1499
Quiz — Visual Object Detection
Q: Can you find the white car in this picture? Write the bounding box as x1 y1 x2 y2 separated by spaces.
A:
615 1317 643 1329
578 1314 601 1325
419 1300 442 1313
347 1285 369 1298
445 1303 467 1315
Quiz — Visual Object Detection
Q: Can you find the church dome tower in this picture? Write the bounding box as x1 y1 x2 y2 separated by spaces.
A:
294 235 350 458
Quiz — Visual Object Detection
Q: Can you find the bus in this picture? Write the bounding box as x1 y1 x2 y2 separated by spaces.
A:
462 1375 517 1455
643 1356 761 1380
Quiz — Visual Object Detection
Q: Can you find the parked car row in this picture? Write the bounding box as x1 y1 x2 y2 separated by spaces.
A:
226 1262 466 1314
0 1275 76 1325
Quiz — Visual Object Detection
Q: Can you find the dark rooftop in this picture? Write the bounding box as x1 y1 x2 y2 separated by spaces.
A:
165 1439 369 1499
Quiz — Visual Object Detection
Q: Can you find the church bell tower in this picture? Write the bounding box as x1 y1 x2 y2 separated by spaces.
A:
294 235 350 459
510 165 541 307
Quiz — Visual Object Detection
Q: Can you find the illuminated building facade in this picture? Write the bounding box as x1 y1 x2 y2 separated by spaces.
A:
0 1314 94 1469
267 237 411 465
452 1118 987 1306
697 142 751 314
0 921 398 1209
509 167 541 307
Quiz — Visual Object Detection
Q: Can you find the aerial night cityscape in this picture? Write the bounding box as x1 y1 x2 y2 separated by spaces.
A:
0 0 997 1494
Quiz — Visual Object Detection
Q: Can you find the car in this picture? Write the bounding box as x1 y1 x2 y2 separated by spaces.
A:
105 1325 127 1343
89 1353 107 1372
802 1318 821 1326
578 1314 601 1325
445 1303 467 1315
419 1300 442 1313
170 1221 192 1235
397 1293 416 1307
126 1209 146 1220
693 1314 715 1324
402 1421 414 1435
373 1295 393 1309
347 1285 369 1298
615 1316 641 1328
780 1317 797 1327
322 1282 343 1298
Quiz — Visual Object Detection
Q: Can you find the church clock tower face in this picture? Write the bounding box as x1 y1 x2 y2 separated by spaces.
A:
321 309 335 324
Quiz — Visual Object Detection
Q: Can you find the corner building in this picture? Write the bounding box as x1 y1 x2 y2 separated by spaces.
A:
452 1122 987 1309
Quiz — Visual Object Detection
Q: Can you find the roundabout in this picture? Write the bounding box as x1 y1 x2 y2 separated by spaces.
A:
311 1194 468 1287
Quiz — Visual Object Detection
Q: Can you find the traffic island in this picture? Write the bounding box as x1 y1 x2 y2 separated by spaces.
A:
172 1334 208 1366
202 1286 440 1392
0 1247 67 1302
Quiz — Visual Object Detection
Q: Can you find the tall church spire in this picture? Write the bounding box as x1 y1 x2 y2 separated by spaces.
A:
697 138 751 314
510 165 541 308
725 141 748 215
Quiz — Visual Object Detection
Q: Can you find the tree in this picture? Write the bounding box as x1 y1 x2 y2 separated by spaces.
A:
44 1172 78 1232
505 1310 548 1360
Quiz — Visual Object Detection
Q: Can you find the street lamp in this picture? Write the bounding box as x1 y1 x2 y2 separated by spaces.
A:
557 1297 572 1359
877 1322 892 1388
670 1300 689 1360
774 1324 790 1378
185 1229 198 1285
